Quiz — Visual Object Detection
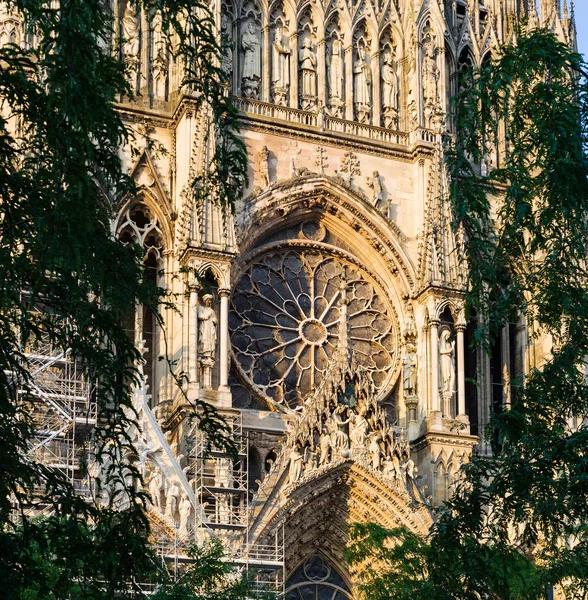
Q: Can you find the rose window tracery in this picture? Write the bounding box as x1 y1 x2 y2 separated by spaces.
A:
230 245 399 409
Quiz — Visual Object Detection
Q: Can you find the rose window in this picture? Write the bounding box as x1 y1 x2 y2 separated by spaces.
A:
230 247 398 409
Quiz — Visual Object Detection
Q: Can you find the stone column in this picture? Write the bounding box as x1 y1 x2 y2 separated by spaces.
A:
430 319 440 413
289 32 298 108
219 289 230 389
456 324 466 416
372 50 381 127
345 44 354 121
188 284 199 389
317 39 326 109
262 24 270 102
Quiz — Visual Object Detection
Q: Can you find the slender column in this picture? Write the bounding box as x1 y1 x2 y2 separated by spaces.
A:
456 324 466 416
134 301 143 344
345 44 354 121
289 32 298 108
372 50 381 127
316 39 326 109
501 324 511 408
430 319 440 412
188 284 199 387
219 289 230 389
262 24 270 102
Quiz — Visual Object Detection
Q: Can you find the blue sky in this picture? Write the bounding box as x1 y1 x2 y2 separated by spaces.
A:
576 2 588 59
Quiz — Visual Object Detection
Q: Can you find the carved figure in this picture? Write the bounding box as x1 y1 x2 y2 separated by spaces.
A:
258 145 270 187
327 39 344 115
289 445 304 483
220 13 233 78
366 171 383 206
405 457 416 480
217 495 230 523
403 343 417 397
319 431 331 465
165 479 181 520
299 37 317 107
439 329 455 415
369 434 381 470
329 404 351 452
354 45 371 121
214 457 233 488
149 470 163 511
122 3 140 83
422 40 439 127
241 22 261 98
272 24 290 104
151 12 168 97
350 412 369 447
198 294 217 357
178 495 192 537
381 48 399 127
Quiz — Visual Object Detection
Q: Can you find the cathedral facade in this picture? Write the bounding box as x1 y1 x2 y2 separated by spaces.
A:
4 0 577 597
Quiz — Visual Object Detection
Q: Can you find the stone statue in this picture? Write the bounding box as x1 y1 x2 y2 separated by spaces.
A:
327 39 344 115
198 294 217 358
354 45 371 122
402 343 417 397
381 48 399 128
122 3 140 83
289 445 304 483
165 479 181 520
217 495 230 523
319 430 331 466
350 412 369 447
439 329 455 415
149 470 163 512
422 40 439 127
272 24 290 105
405 457 416 480
258 145 270 187
220 13 233 78
241 22 261 98
151 12 168 97
178 494 192 538
329 404 351 452
214 457 233 488
369 434 381 470
366 171 383 206
299 37 317 108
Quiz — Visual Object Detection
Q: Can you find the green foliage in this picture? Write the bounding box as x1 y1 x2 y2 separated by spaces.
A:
0 0 247 597
348 28 588 600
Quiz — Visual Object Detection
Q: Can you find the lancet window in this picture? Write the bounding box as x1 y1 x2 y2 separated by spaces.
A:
285 555 353 600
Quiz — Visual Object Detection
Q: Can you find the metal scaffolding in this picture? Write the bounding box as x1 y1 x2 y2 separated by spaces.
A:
186 413 285 597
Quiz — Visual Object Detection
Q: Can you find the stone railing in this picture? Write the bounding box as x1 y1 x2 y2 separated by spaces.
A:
232 96 414 147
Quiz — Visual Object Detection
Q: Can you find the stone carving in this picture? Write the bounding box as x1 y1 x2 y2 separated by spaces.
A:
241 22 261 98
366 170 383 207
319 431 331 466
350 411 369 447
354 45 372 123
149 469 163 512
369 433 381 469
151 12 168 98
198 294 217 389
402 343 417 398
220 13 233 79
178 494 192 538
165 478 181 520
0 8 20 48
258 145 271 187
381 48 399 128
122 3 140 85
422 39 439 128
299 37 317 109
314 146 328 173
327 39 344 117
439 329 455 416
214 457 233 488
289 445 304 483
272 24 290 105
340 151 361 186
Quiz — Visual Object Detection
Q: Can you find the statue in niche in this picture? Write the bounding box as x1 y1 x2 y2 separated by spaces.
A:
366 170 383 207
271 24 290 106
439 329 455 416
329 404 351 452
353 45 371 122
217 495 230 523
422 39 439 128
220 13 233 79
178 495 192 538
241 22 261 98
381 48 399 128
258 145 270 187
122 3 140 84
151 12 168 98
214 457 233 488
289 445 304 483
198 294 217 389
149 470 163 512
299 37 317 109
350 411 369 447
369 434 381 470
402 343 417 398
165 479 181 520
327 39 344 116
319 430 331 465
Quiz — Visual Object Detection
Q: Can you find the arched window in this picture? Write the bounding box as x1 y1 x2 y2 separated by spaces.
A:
286 555 353 600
